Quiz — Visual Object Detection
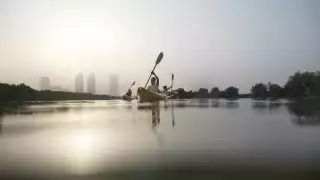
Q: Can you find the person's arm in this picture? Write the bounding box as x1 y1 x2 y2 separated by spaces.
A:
126 89 132 96
152 71 159 86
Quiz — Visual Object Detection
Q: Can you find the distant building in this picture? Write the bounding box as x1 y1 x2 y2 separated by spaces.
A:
109 74 119 96
87 73 96 94
75 73 84 93
40 77 51 90
51 85 67 92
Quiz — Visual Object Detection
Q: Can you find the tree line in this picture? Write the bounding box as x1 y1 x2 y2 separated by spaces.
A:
0 83 116 104
175 86 242 99
0 70 319 102
174 71 320 99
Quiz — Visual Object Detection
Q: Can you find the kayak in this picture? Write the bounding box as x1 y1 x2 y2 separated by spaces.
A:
166 92 178 99
122 95 136 101
137 87 166 102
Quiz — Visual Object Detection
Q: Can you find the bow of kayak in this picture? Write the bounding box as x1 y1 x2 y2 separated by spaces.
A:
122 95 136 101
137 87 166 102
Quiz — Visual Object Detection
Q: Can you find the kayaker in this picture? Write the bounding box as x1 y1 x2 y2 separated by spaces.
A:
162 85 172 96
125 89 132 96
147 71 160 93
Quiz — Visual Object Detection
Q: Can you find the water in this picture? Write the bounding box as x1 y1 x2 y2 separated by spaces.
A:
0 99 320 179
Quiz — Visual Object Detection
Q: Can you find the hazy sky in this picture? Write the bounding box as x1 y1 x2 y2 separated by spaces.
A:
1 0 320 94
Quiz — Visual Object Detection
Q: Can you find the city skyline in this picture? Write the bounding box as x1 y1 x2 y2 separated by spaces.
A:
39 77 69 92
87 73 96 94
75 73 84 93
109 74 119 96
38 73 121 95
39 77 51 91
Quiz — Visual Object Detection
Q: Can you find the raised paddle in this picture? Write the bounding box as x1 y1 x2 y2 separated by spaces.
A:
171 74 174 94
128 81 135 91
144 52 164 88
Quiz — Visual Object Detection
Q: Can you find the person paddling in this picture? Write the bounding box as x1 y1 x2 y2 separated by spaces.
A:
162 85 172 96
147 71 160 93
125 89 132 96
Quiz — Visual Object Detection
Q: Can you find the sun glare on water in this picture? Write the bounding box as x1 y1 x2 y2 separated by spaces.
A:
65 130 98 174
70 131 96 155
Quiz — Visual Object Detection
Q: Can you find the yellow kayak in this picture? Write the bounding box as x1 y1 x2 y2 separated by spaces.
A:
137 87 166 102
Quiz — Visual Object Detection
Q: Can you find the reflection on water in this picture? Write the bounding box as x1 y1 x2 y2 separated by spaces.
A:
1 99 320 179
251 100 284 112
151 102 160 129
137 102 161 129
171 101 175 127
0 99 244 139
170 99 240 109
250 99 320 126
224 101 239 108
1 101 132 115
287 99 320 126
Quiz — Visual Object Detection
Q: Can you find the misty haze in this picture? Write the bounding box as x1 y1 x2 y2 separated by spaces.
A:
1 0 320 179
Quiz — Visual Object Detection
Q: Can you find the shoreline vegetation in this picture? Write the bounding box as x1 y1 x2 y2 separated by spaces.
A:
175 70 320 99
0 83 118 104
0 70 319 103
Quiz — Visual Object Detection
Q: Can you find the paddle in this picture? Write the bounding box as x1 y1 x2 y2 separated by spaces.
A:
128 81 135 91
170 74 175 127
124 81 135 98
171 75 175 127
144 52 164 88
171 74 174 94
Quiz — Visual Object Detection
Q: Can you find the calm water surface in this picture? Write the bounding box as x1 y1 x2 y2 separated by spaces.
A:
0 99 320 179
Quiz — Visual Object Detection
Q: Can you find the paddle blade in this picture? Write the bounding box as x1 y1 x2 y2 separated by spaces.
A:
156 52 164 65
132 81 136 86
172 74 174 80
